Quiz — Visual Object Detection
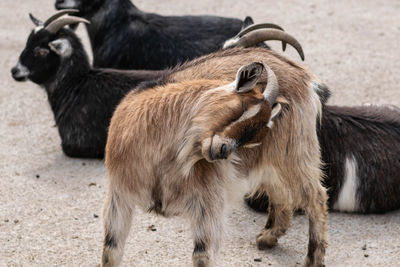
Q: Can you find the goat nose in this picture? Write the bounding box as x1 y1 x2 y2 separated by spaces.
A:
11 66 19 76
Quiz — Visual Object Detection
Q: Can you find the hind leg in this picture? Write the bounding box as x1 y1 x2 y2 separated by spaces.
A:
101 187 133 267
256 198 293 249
303 186 328 267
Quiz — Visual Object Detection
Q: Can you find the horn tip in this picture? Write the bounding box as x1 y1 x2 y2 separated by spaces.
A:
282 42 287 51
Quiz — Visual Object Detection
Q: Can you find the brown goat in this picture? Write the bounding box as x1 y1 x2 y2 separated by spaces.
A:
102 48 328 267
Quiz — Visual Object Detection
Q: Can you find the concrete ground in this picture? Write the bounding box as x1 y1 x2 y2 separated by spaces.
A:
1 0 400 266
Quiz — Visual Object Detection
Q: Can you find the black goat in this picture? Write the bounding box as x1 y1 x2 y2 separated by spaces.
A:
11 13 163 158
54 0 275 69
247 104 400 214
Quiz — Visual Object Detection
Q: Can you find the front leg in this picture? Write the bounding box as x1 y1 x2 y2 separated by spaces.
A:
187 195 225 267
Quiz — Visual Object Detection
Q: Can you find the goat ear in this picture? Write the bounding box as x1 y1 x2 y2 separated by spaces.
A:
29 13 43 26
242 16 254 30
267 103 282 128
48 38 72 57
234 62 264 93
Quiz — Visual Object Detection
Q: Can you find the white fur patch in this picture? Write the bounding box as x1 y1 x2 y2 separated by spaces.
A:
34 25 44 33
222 37 239 49
333 155 359 212
13 61 30 79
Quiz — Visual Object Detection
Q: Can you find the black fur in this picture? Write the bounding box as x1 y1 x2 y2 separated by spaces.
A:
247 104 400 214
320 105 400 213
104 232 117 248
193 240 207 254
55 0 252 70
12 28 162 158
315 83 331 106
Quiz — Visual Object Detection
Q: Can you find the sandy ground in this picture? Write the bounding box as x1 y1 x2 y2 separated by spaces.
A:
1 0 400 266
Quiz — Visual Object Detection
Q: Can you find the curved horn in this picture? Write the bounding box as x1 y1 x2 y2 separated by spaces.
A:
44 9 79 26
261 61 279 106
233 29 304 61
236 23 287 51
29 13 43 26
45 16 90 34
236 23 285 37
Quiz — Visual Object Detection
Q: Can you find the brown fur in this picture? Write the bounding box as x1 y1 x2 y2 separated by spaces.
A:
102 48 328 267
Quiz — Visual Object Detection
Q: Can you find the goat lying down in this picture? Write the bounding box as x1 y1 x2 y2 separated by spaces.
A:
11 12 161 158
103 48 328 266
246 104 400 214
54 0 287 69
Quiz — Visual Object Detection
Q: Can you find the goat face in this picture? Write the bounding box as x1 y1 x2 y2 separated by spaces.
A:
198 62 282 162
55 0 104 16
11 13 89 85
11 30 63 84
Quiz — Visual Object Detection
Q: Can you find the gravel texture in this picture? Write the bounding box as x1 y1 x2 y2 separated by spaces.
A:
1 0 399 266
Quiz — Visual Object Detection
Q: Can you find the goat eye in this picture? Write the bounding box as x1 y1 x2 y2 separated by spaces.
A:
33 47 49 57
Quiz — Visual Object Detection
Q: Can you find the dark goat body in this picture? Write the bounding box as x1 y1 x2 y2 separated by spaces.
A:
12 27 162 158
55 0 249 69
247 104 400 214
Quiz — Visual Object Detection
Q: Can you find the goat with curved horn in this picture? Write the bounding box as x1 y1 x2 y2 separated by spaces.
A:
236 23 287 51
229 29 305 61
45 15 90 34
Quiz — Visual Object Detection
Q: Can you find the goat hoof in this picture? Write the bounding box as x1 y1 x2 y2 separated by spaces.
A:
303 255 325 267
256 230 278 250
193 252 210 267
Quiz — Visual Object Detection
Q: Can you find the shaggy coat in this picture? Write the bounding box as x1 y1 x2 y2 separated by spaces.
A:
102 47 328 267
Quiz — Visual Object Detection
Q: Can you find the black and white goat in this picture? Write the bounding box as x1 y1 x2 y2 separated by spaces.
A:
11 12 163 158
54 0 287 69
247 103 400 214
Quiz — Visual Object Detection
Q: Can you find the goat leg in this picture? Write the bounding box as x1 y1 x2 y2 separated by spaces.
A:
188 194 225 267
101 186 133 267
256 201 293 249
303 187 328 267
